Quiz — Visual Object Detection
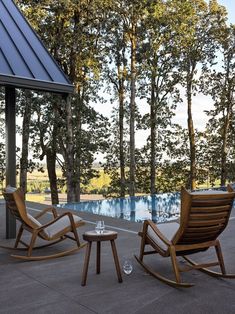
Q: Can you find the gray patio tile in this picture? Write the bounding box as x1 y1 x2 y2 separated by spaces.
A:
1 202 235 314
0 300 95 314
134 280 235 314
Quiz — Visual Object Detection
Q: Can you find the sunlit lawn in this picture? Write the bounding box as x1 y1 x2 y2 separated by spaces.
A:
25 193 46 203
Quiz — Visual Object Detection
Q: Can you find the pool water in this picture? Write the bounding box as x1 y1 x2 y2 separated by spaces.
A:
58 192 181 223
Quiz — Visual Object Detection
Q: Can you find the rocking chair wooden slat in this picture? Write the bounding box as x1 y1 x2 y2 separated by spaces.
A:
2 187 86 260
135 185 235 287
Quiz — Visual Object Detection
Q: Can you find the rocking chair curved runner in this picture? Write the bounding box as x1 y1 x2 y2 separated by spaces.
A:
135 185 235 287
3 187 86 260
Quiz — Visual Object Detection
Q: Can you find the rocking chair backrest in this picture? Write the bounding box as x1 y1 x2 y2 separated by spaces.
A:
172 186 235 245
3 187 39 229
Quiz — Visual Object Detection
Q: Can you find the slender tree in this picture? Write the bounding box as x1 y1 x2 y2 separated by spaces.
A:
139 0 181 194
18 91 34 194
171 0 226 189
103 2 129 197
202 24 235 185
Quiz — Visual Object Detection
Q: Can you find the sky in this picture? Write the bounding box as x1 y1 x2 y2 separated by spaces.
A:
218 0 234 23
176 0 235 131
94 0 235 157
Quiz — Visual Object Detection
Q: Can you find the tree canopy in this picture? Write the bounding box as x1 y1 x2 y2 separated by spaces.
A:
0 0 234 201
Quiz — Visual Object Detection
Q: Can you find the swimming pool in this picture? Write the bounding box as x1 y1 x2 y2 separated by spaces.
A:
58 192 181 223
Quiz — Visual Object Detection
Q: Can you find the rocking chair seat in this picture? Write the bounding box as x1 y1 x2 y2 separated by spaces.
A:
147 222 179 251
27 213 83 239
43 214 83 239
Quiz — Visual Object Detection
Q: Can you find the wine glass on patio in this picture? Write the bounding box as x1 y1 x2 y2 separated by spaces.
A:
122 258 133 275
95 220 105 234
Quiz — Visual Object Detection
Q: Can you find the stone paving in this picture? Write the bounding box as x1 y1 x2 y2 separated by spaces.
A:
1 199 235 313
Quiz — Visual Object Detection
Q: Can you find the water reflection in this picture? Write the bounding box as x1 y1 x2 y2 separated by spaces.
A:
58 192 181 223
130 197 136 221
119 198 124 219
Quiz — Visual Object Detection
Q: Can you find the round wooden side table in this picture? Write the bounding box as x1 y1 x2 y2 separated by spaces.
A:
81 230 123 286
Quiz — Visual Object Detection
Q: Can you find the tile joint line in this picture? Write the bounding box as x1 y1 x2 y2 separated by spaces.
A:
26 206 138 234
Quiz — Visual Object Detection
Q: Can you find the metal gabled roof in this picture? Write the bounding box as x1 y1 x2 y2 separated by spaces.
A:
0 0 74 94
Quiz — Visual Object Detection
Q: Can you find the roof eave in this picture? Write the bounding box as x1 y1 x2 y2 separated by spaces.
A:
0 74 74 94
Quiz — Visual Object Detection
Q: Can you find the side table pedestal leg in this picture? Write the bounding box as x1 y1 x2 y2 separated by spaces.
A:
81 241 92 286
110 240 123 283
96 241 101 274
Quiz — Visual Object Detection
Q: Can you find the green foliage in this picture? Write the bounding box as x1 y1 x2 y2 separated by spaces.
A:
1 0 233 199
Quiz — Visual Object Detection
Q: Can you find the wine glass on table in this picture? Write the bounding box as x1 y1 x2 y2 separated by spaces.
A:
95 220 105 234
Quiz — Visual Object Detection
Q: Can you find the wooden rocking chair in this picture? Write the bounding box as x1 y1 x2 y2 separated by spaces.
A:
2 187 86 260
135 185 235 287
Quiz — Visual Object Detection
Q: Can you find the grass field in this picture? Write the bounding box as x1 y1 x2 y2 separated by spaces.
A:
24 168 110 203
26 168 110 191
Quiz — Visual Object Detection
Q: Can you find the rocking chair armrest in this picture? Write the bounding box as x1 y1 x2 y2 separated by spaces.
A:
34 206 58 219
66 212 77 229
38 211 74 230
146 220 172 246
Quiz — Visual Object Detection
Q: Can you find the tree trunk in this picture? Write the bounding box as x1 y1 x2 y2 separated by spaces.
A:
46 149 59 204
221 114 229 186
48 104 59 205
220 54 234 186
65 95 76 202
187 67 196 190
75 94 81 202
129 26 137 197
118 65 126 197
20 93 31 194
221 97 232 186
150 71 156 195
